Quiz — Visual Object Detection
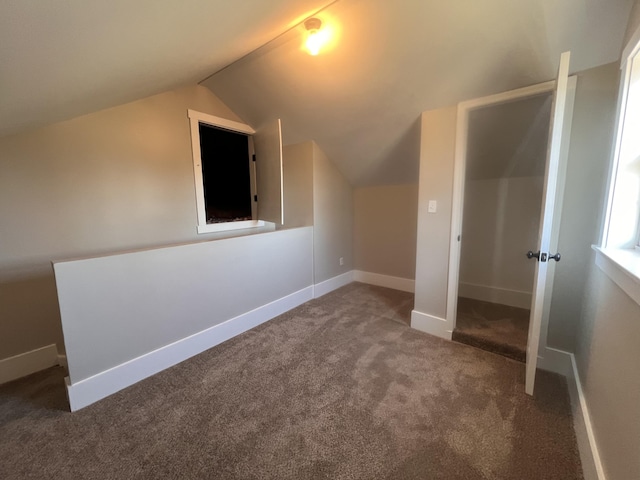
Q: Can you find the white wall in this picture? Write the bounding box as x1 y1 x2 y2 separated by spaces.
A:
55 228 313 384
459 176 543 308
0 85 251 361
353 184 418 280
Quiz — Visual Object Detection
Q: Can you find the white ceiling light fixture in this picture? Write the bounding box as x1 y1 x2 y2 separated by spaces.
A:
304 17 327 56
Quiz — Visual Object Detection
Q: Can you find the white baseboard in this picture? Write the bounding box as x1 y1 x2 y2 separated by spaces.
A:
458 282 531 309
57 354 68 370
0 344 60 385
353 271 415 293
539 347 605 480
537 346 573 377
410 310 452 340
314 271 354 298
66 286 314 412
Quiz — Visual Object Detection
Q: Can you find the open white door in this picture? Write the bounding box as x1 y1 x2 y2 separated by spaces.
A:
253 119 284 225
525 52 571 395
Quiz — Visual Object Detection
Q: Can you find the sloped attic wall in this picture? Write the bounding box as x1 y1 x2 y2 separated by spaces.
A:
0 85 262 361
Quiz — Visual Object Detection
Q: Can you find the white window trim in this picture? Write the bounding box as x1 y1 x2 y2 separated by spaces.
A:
596 25 640 305
187 110 264 234
593 246 640 305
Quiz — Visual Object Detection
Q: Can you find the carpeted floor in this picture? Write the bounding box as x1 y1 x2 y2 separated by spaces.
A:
453 297 530 362
0 283 582 480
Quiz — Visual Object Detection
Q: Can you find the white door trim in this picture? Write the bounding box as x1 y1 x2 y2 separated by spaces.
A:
446 80 556 333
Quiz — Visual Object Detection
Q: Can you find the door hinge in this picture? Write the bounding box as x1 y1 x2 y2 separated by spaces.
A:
252 154 256 162
254 195 258 202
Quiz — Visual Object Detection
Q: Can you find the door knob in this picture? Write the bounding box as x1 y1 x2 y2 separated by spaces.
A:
527 250 547 262
527 250 540 260
549 253 561 262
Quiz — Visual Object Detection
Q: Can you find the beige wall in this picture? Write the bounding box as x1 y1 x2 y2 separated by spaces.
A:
282 140 353 284
548 63 619 351
460 176 543 306
353 184 418 279
312 142 353 284
414 107 457 320
0 85 246 359
282 142 314 228
576 260 640 480
567 13 640 478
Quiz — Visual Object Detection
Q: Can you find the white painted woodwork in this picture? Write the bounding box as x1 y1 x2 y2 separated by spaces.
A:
536 347 606 480
593 246 640 306
443 64 576 396
457 282 532 310
188 110 258 232
313 271 354 298
0 344 59 385
188 110 284 231
254 119 284 224
535 75 577 362
187 109 256 135
526 52 572 395
353 271 415 293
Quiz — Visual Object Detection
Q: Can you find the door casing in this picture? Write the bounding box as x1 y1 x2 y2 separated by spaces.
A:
446 77 577 367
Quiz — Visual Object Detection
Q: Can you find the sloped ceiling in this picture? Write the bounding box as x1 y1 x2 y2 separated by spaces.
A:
203 0 633 186
0 0 331 137
1 0 633 187
466 95 552 181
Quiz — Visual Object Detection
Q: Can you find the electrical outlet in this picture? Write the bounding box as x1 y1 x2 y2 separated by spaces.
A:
339 257 344 266
428 200 437 213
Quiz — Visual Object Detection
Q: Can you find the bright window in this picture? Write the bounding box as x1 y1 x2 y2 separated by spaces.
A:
603 42 640 249
596 27 640 306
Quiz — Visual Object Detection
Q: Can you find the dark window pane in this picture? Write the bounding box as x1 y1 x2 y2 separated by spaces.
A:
199 123 251 224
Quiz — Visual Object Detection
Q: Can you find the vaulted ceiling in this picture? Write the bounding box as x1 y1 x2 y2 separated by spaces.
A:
0 0 331 136
1 0 634 186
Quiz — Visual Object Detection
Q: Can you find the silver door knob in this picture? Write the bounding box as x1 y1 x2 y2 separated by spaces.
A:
527 250 540 260
549 253 561 262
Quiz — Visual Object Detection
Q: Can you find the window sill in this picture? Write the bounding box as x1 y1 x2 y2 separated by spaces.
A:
197 220 265 234
593 246 640 306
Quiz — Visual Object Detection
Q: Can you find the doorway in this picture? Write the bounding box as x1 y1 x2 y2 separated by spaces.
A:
451 94 553 361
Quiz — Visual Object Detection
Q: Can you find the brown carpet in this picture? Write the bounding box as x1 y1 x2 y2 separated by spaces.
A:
0 283 582 479
453 297 530 362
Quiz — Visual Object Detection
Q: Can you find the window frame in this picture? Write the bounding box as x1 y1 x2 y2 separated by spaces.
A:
595 25 640 306
187 109 263 234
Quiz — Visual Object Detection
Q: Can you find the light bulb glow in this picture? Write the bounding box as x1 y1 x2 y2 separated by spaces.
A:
306 30 323 56
303 18 331 56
